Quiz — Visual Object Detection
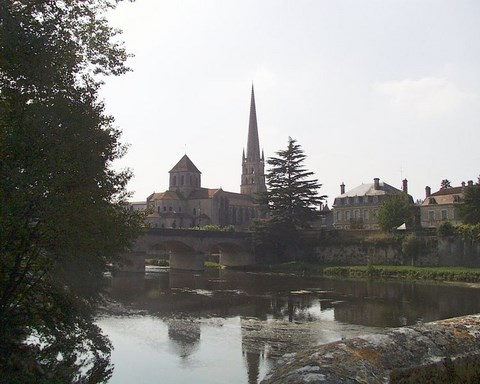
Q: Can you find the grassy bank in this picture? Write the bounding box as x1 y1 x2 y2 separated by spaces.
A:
323 265 480 283
257 261 480 283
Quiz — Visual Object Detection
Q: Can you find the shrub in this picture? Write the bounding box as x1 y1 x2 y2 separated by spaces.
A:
437 221 456 237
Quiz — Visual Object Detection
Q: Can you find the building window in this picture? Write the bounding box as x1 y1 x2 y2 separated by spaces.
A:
363 210 369 220
172 176 176 186
428 210 435 221
163 206 166 211
181 175 184 185
169 206 173 211
441 210 447 220
193 208 196 216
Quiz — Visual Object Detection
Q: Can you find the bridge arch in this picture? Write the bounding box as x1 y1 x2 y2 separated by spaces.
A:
123 228 255 272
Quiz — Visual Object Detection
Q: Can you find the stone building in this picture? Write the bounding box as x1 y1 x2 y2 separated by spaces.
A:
145 86 266 229
332 178 414 230
420 181 473 228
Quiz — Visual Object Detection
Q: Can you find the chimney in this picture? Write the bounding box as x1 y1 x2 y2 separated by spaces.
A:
468 180 474 186
462 181 466 188
402 179 408 194
340 182 345 195
425 186 431 198
374 178 380 190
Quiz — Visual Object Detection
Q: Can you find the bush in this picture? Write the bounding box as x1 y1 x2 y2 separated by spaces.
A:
437 221 456 237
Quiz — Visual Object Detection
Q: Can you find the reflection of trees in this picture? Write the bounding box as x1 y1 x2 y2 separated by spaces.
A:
106 271 480 328
327 280 480 327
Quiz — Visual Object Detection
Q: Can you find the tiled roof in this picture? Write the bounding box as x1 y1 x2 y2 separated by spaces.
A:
422 186 464 206
148 190 182 200
169 154 201 174
430 186 464 196
188 188 221 199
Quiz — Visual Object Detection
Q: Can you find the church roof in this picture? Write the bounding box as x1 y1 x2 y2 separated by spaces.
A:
148 190 182 200
188 188 221 199
169 154 201 174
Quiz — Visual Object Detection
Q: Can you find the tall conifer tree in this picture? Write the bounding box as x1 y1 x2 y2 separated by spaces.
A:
260 137 326 242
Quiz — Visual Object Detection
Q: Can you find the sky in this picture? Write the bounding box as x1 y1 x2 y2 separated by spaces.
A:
102 0 480 206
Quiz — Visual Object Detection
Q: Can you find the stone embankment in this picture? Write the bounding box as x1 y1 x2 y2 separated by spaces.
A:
261 314 480 384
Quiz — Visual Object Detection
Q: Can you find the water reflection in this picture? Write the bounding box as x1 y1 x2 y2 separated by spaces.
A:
99 269 480 384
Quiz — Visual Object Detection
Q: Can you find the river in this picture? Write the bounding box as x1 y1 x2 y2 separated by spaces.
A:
97 267 480 383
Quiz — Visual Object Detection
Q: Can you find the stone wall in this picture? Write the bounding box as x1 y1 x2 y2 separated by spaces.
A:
313 232 480 267
261 314 480 384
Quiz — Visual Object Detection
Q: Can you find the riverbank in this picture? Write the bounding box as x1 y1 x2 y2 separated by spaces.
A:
256 261 480 284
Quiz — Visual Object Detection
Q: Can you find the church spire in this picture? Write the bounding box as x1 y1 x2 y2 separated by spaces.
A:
241 84 266 196
246 84 261 161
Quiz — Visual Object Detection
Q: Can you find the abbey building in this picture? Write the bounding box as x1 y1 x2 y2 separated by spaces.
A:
144 86 266 229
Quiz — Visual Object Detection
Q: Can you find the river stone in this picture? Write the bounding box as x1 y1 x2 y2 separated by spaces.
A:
261 314 480 384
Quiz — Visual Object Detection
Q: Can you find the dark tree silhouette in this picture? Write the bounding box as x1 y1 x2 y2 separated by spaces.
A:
258 137 326 258
0 1 143 382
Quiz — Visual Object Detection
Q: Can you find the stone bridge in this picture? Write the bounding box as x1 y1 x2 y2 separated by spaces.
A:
120 228 256 272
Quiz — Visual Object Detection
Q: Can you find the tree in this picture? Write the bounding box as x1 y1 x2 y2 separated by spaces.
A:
440 179 452 189
0 1 143 382
258 137 326 256
461 178 480 225
377 194 411 232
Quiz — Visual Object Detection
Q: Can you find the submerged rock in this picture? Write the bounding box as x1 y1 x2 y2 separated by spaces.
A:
261 314 480 384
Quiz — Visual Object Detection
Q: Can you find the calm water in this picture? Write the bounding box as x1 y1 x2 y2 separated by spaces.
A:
97 268 480 384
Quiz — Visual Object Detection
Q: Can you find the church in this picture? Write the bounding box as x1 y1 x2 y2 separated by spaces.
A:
145 86 266 229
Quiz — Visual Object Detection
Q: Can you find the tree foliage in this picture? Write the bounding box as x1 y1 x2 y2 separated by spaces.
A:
257 137 326 257
0 1 143 382
461 179 480 225
377 194 411 232
440 179 452 189
261 137 326 229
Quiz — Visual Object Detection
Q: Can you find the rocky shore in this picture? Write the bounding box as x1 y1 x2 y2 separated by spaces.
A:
261 314 480 383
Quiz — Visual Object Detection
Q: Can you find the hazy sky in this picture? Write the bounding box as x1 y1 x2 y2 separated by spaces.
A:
102 0 480 206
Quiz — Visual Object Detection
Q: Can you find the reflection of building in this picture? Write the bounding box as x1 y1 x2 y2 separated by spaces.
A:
332 178 414 230
145 87 266 229
420 181 472 228
167 319 201 358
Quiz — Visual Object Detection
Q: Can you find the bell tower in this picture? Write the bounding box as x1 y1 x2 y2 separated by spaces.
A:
241 85 266 196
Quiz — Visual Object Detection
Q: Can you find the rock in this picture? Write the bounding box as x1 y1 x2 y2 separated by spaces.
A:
261 314 480 384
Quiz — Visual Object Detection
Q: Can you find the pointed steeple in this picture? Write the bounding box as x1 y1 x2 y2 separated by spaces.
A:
246 84 261 161
241 85 266 196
